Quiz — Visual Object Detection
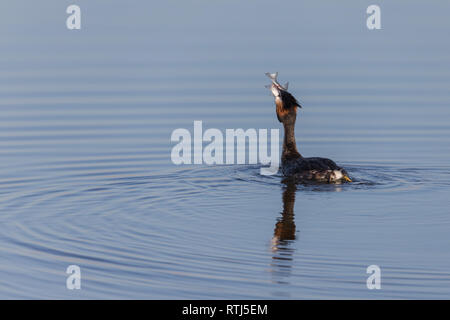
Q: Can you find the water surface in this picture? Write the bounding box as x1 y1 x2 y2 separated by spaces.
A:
1 0 450 299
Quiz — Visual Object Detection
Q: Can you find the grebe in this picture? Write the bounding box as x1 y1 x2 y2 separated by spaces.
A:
265 72 351 183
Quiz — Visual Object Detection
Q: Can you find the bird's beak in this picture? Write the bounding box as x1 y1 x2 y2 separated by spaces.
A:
343 175 352 182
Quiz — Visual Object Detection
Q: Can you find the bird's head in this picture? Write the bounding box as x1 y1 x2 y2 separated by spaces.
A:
266 82 301 124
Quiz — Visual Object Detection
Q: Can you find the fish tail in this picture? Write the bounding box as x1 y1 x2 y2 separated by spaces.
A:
265 72 278 81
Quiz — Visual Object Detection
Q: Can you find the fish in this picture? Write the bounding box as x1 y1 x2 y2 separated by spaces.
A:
265 72 289 91
265 72 302 109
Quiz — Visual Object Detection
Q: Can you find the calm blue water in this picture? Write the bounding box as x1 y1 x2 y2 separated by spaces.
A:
1 0 450 299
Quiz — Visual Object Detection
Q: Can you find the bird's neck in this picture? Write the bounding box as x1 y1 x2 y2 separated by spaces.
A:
282 120 301 161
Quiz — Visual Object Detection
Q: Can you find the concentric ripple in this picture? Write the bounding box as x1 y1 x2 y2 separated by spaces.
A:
1 162 450 298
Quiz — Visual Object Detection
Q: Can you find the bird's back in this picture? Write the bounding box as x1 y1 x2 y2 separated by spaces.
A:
282 157 350 183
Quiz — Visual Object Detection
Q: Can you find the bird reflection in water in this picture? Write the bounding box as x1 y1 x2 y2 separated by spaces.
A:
269 179 344 286
270 178 298 285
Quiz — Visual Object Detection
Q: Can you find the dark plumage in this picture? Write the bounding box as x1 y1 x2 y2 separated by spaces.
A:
282 157 350 183
280 90 301 109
